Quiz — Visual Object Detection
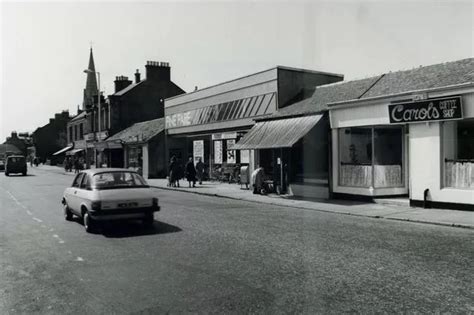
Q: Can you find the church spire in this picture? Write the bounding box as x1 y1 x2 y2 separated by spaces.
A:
83 47 98 109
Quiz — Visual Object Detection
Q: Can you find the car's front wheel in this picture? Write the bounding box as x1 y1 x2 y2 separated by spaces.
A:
83 211 97 233
5 172 9 176
63 202 73 221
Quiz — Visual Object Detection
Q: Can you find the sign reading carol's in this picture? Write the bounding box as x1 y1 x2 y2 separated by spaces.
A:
388 96 463 124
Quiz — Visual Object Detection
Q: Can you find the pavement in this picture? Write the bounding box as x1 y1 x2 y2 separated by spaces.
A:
34 164 474 229
1 165 474 314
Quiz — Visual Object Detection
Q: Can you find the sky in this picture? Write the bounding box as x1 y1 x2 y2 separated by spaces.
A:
1 0 473 142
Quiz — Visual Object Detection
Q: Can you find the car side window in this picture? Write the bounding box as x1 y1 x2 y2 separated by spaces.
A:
80 174 91 190
72 173 84 188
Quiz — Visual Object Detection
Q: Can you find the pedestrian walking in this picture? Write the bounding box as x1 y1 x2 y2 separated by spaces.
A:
185 157 197 188
195 158 205 185
73 157 80 173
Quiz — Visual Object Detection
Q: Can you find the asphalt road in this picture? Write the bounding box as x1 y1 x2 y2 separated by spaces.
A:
0 167 473 314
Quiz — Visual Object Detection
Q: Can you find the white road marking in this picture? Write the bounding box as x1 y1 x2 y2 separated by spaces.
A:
26 210 33 216
76 257 84 262
32 217 43 223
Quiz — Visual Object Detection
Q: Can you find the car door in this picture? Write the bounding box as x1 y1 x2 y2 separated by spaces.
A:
66 173 84 214
76 174 93 211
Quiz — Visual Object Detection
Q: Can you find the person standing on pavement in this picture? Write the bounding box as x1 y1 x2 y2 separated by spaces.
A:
185 157 197 188
195 158 205 185
169 156 177 187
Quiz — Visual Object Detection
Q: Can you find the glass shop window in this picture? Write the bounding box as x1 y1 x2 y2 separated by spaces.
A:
444 120 474 188
373 127 403 188
339 126 404 188
339 127 372 187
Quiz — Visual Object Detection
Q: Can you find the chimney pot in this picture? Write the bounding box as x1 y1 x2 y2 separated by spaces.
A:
135 69 141 83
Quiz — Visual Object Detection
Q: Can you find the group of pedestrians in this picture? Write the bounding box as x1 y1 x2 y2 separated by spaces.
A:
64 156 84 173
168 156 205 188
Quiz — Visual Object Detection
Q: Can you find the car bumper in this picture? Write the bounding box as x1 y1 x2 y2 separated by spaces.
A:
89 206 160 220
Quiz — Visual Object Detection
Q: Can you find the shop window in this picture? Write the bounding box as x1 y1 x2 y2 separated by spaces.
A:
374 127 403 188
339 127 404 188
339 127 372 187
444 120 474 188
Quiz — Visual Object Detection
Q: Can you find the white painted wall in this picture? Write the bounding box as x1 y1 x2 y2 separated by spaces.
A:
409 122 474 205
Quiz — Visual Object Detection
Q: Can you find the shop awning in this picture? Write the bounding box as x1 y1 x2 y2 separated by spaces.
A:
52 145 73 156
66 149 85 156
231 115 323 150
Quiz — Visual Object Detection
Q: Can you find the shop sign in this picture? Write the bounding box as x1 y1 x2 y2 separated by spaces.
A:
388 96 462 124
226 139 236 164
212 132 237 140
193 140 204 164
214 141 222 164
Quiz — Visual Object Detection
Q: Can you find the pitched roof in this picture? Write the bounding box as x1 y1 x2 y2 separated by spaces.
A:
272 58 474 117
70 111 86 122
106 118 165 144
274 76 382 117
112 80 145 96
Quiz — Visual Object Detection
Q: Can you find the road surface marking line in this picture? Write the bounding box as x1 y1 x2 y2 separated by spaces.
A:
76 257 84 262
33 217 43 223
26 210 33 215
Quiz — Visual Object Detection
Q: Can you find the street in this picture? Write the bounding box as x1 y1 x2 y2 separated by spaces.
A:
0 167 473 314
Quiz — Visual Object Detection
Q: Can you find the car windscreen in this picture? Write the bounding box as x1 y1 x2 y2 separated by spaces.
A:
8 157 25 163
92 172 148 190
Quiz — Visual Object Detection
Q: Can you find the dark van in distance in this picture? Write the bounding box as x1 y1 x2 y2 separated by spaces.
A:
5 155 27 176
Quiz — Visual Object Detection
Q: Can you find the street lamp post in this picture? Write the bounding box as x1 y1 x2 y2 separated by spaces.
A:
84 69 101 167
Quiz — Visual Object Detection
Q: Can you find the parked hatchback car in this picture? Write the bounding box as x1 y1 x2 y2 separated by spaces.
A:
62 168 160 233
5 155 27 176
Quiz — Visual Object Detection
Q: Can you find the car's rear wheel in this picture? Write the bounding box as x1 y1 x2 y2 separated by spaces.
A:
83 211 97 233
63 202 73 221
5 172 9 176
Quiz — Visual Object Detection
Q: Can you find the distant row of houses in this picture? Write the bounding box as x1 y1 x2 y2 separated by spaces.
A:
26 50 474 210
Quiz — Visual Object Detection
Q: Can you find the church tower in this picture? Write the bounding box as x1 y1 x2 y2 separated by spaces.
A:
83 48 98 109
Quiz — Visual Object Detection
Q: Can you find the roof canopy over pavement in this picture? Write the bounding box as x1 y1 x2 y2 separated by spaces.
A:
272 58 474 118
106 118 165 144
231 115 323 150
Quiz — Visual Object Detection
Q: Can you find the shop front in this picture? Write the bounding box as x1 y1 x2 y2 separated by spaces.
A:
165 66 343 182
329 89 474 210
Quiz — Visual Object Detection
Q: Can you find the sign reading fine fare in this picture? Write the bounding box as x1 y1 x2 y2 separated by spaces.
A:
388 96 463 124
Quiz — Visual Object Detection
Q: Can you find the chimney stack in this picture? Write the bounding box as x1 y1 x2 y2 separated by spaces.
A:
135 69 141 83
114 76 133 93
145 61 170 82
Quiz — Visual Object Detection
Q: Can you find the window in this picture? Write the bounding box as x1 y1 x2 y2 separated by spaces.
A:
69 126 73 142
74 125 78 141
72 173 84 187
339 126 404 188
92 172 148 190
339 127 372 187
80 174 91 190
79 124 84 140
443 120 474 188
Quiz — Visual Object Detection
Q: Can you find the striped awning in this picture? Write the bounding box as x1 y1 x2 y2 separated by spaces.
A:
52 145 73 156
231 115 323 150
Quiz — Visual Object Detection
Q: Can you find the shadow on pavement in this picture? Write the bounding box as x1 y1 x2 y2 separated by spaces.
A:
100 220 182 238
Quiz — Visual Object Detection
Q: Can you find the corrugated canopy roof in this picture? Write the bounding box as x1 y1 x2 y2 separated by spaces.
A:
231 115 322 150
106 118 165 144
53 145 73 156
